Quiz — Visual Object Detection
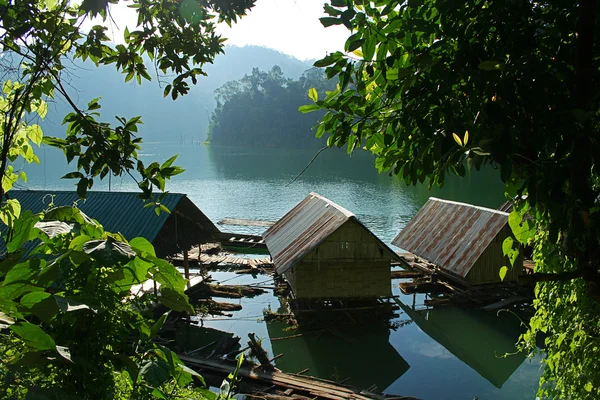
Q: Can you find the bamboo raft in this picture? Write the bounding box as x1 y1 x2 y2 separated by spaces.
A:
179 355 419 400
197 253 272 267
395 253 533 309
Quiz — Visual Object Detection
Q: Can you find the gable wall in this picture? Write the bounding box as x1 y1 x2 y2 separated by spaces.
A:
287 220 393 299
464 225 523 284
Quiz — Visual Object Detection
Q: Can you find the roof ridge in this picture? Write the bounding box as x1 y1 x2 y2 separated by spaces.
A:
308 192 355 217
429 197 509 216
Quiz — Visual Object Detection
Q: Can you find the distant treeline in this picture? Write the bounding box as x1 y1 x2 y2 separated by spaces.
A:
206 66 335 148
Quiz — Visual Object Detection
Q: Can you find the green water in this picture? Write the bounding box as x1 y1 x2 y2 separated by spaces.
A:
25 143 542 399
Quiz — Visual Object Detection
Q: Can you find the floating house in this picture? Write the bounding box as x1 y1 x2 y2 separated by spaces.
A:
6 190 219 258
392 197 522 285
263 192 397 300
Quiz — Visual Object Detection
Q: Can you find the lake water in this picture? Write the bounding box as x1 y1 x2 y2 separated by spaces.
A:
23 142 542 399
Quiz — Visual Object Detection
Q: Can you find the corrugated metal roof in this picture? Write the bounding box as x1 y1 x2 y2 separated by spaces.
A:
392 197 509 278
263 192 396 275
3 190 218 245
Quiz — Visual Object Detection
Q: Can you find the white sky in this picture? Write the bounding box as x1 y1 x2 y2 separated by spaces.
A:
216 0 349 60
103 0 349 61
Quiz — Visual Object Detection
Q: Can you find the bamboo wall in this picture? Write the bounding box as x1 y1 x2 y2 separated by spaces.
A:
284 220 393 299
464 226 523 285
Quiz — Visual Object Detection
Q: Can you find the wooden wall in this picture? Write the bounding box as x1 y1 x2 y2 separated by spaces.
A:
464 225 523 285
285 219 393 299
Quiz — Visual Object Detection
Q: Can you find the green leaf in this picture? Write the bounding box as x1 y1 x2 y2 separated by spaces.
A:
20 292 51 309
77 178 89 198
313 52 341 68
161 154 178 170
10 322 56 351
298 104 320 114
499 266 508 281
502 236 514 257
7 210 35 253
508 210 535 245
45 0 57 10
151 312 170 339
21 292 59 323
62 172 84 179
362 37 377 61
130 237 156 257
4 261 37 286
308 87 318 102
26 125 43 146
478 60 503 70
37 101 48 119
158 287 193 313
452 132 463 146
320 17 343 27
140 359 171 387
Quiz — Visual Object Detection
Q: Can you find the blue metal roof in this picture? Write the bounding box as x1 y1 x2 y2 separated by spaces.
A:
1 190 219 256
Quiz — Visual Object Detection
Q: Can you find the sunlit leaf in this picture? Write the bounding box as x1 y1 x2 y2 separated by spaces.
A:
10 322 56 351
499 266 508 281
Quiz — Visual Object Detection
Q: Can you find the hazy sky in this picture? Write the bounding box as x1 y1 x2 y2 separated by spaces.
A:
216 0 349 60
103 0 349 61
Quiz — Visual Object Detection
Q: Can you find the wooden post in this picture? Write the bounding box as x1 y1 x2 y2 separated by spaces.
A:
184 249 190 289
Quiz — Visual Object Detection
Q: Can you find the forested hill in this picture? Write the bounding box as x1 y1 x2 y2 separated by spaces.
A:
40 46 310 143
207 67 335 148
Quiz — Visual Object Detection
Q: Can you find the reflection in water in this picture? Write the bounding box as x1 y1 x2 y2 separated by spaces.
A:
175 325 241 357
398 301 528 388
266 320 409 390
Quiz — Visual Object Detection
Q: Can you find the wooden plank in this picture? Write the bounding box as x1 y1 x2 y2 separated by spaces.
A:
391 270 425 279
178 355 393 400
218 218 276 227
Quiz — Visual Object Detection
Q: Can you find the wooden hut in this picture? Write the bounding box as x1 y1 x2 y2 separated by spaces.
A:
6 190 219 258
263 192 397 300
392 197 522 285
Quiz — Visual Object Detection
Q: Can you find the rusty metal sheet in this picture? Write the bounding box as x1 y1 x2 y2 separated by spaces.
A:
263 192 394 275
392 198 510 278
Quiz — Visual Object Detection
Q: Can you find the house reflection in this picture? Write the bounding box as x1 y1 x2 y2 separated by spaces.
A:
266 320 409 391
399 300 527 388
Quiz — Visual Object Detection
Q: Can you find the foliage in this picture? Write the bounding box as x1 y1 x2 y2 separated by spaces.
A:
0 205 207 398
307 0 600 398
208 66 335 148
0 0 255 206
0 0 257 398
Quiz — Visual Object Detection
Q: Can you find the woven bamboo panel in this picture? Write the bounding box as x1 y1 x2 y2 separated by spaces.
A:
288 261 391 299
465 226 523 284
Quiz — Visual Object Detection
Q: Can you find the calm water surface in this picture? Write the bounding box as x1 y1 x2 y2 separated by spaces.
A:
24 143 542 399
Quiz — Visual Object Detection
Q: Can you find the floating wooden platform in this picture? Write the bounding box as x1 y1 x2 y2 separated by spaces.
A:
220 232 267 249
391 270 426 279
399 281 449 295
218 217 276 227
179 355 418 400
198 253 273 269
396 252 533 308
